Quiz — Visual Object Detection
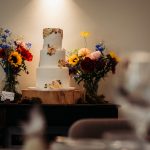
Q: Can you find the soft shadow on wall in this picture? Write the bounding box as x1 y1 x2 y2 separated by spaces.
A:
73 0 150 52
0 0 32 26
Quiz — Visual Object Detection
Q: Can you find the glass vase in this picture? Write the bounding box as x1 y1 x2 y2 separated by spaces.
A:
83 80 107 104
1 73 21 102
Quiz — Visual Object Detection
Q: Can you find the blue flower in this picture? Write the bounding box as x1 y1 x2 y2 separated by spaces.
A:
2 34 7 39
26 42 32 49
0 44 10 49
95 42 105 52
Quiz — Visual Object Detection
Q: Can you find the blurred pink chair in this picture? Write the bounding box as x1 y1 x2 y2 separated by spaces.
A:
68 119 135 139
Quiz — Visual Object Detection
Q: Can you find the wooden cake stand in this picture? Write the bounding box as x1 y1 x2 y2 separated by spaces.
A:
22 88 82 104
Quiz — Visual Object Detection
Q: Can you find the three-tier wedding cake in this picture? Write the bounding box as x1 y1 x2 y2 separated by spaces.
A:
36 28 70 90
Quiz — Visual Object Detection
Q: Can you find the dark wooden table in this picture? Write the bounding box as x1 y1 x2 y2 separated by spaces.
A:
0 103 119 147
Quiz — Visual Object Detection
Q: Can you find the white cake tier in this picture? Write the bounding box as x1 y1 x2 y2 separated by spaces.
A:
39 49 65 67
43 28 63 50
36 67 70 89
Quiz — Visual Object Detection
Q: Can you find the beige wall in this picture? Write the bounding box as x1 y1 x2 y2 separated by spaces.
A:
0 0 150 100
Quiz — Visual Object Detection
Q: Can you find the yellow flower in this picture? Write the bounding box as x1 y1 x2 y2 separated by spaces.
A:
68 54 79 66
78 48 91 58
8 51 22 67
109 51 121 62
80 32 90 38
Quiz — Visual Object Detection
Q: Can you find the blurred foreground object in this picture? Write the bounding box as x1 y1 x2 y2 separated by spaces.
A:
113 51 150 142
51 136 150 150
68 119 134 139
22 106 47 150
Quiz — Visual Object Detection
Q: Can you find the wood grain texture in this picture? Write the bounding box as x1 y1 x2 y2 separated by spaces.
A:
22 89 82 104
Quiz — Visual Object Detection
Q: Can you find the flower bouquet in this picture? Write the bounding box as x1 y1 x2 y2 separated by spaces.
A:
66 32 120 104
0 28 33 102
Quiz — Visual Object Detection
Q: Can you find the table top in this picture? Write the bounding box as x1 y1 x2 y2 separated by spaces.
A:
50 136 150 150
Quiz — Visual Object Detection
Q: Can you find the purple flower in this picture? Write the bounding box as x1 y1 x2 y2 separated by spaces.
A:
95 58 106 70
69 66 77 75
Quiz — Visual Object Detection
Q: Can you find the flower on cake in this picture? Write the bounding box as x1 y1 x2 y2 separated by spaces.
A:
0 27 33 98
47 44 56 56
66 31 120 104
58 59 66 68
44 80 62 89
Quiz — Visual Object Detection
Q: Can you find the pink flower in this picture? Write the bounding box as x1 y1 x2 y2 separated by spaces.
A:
78 48 91 57
88 51 101 60
16 40 26 48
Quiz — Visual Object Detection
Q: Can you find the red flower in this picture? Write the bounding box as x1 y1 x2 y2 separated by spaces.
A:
81 57 95 73
95 58 106 71
0 49 6 58
21 49 33 61
16 45 26 52
111 58 118 74
16 45 33 61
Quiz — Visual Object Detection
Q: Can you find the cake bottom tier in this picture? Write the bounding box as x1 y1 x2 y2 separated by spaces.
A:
36 67 70 89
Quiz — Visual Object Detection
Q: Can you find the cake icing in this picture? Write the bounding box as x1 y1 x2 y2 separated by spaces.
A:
43 28 63 50
36 28 70 89
36 67 70 88
39 50 65 67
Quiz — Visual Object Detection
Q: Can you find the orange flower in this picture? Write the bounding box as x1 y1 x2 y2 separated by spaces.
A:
78 48 91 57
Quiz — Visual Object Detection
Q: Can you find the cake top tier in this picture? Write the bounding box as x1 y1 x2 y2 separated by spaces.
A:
43 28 63 39
43 28 63 50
